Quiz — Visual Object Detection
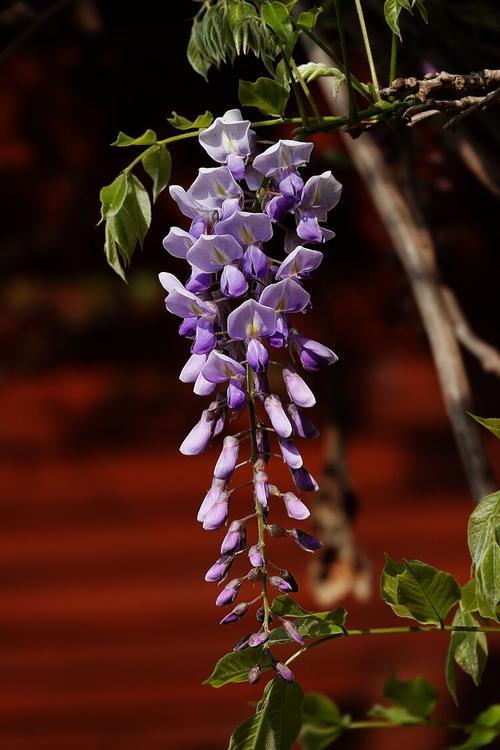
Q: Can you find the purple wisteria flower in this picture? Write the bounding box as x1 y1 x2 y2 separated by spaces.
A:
159 112 341 681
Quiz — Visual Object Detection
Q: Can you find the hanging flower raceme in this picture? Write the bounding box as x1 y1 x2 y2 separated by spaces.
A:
159 112 341 684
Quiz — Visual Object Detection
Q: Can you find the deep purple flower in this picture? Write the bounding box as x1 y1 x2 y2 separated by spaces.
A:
289 529 323 552
216 578 242 606
282 491 310 520
286 403 319 439
283 619 304 645
291 333 338 371
291 466 319 493
221 520 246 555
205 554 234 583
220 602 248 624
274 662 294 683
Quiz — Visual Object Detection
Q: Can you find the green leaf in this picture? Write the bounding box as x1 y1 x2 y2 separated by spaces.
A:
461 579 479 613
384 0 403 38
302 693 343 727
380 555 412 619
261 2 292 43
111 129 157 147
187 17 211 79
271 595 309 617
446 608 488 705
203 646 273 688
104 221 126 281
384 558 461 624
228 678 303 750
468 414 500 439
452 705 500 750
167 110 214 130
476 542 500 621
238 77 289 116
107 174 151 261
99 173 128 220
413 0 428 23
384 674 437 721
370 704 426 725
142 144 172 202
296 7 323 31
468 492 500 568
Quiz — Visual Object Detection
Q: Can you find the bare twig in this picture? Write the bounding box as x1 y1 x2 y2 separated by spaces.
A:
381 70 500 101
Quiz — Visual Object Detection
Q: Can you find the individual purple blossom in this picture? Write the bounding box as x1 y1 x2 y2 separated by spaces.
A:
283 619 304 645
221 520 246 555
162 227 195 258
248 665 261 684
282 367 316 408
259 278 310 314
197 478 227 523
291 333 339 371
252 139 313 177
203 492 230 530
220 265 248 298
275 246 323 280
180 409 216 455
220 601 249 624
246 338 268 373
286 402 319 439
289 529 323 552
243 244 269 279
198 109 253 178
270 575 294 593
278 438 303 470
248 545 264 567
205 554 234 583
179 353 207 383
202 351 245 384
214 436 240 480
227 299 277 341
193 371 217 396
264 395 292 438
216 210 273 245
186 233 243 272
291 466 319 493
216 578 242 606
248 630 270 647
170 166 243 219
274 662 294 683
282 491 310 520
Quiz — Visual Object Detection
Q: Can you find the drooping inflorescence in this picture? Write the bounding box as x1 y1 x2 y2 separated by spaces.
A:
159 109 341 683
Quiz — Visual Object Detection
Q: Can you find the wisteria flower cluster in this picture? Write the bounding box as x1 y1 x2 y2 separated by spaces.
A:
159 109 341 684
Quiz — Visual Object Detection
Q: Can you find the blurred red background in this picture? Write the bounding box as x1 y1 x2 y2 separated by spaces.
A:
1 2 499 748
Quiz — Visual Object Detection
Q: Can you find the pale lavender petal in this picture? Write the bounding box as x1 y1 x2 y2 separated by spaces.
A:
158 272 184 294
269 575 293 593
227 153 246 180
166 288 216 319
278 438 303 469
162 227 194 258
248 630 269 647
205 554 234 582
193 370 217 396
220 520 246 554
282 491 310 520
188 166 243 210
300 171 342 221
198 110 251 163
180 410 215 455
275 246 323 280
220 602 248 624
216 210 273 245
221 197 241 219
291 466 319 492
187 234 243 272
252 139 313 176
220 265 248 297
203 494 229 530
289 528 323 551
286 402 319 439
268 314 289 349
192 319 217 355
279 171 304 199
283 619 304 645
255 470 269 508
179 353 207 383
179 316 197 337
242 244 269 279
264 395 292 438
259 278 310 313
185 267 212 294
282 367 316 407
169 184 209 220
246 338 268 373
296 214 324 243
202 351 246 383
265 193 295 223
214 436 240 480
197 478 226 522
274 662 294 682
227 299 277 340
245 163 263 191
227 381 246 410
216 578 241 606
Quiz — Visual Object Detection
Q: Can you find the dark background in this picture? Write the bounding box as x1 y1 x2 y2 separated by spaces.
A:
1 1 499 748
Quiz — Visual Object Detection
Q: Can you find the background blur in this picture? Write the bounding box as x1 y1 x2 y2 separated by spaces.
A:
1 1 500 748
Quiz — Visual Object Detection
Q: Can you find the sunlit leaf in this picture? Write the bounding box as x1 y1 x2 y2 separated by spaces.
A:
99 173 128 220
468 492 500 568
167 110 214 130
468 414 500 440
446 608 488 705
296 7 323 31
142 144 172 202
204 646 273 688
261 1 292 43
111 129 157 147
239 77 289 116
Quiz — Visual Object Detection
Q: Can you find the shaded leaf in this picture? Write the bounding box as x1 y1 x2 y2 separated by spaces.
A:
271 595 309 618
238 77 289 116
187 17 211 79
452 705 500 750
261 2 292 43
104 221 126 281
384 0 403 38
468 492 500 568
204 645 273 687
228 678 303 750
468 414 500 439
142 144 172 202
99 173 128 220
296 7 323 31
112 129 157 147
300 724 342 750
384 674 437 721
302 693 343 727
446 608 488 705
461 579 479 613
476 542 500 621
167 110 214 130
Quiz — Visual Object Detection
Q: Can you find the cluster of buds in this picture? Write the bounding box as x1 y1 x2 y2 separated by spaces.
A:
159 110 340 683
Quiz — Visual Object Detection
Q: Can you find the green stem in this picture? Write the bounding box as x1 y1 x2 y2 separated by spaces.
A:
290 57 322 123
285 623 500 666
347 719 479 731
246 365 271 630
300 27 370 101
389 32 398 85
353 0 380 99
333 0 358 122
281 51 309 129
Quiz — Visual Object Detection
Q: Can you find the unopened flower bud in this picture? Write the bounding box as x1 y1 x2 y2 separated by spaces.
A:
283 619 304 645
202 492 230 530
233 633 252 651
214 435 240 480
282 367 316 408
282 491 310 520
248 545 264 567
221 520 246 555
274 661 294 683
255 470 269 508
267 524 286 538
285 402 319 439
205 554 234 583
216 578 241 607
289 528 323 552
248 630 270 647
280 570 299 593
246 338 269 373
220 602 249 625
248 665 261 684
269 575 293 593
290 466 319 492
264 395 292 438
278 438 303 469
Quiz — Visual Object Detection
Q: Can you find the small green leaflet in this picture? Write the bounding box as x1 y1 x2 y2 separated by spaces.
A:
381 556 460 624
238 77 289 116
468 413 500 440
468 492 500 568
142 145 172 202
99 173 128 220
370 674 437 724
383 0 426 39
446 608 488 705
261 2 292 44
228 678 303 750
452 705 500 750
476 541 500 621
296 7 323 31
204 645 273 688
111 129 157 147
461 579 479 613
300 693 347 750
167 111 214 131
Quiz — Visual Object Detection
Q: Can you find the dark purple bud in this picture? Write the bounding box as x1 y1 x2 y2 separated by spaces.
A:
274 661 294 683
269 575 293 593
283 619 304 645
289 528 323 552
248 630 270 647
264 395 292 438
248 665 261 684
202 492 229 530
205 554 234 583
246 338 269 373
286 403 319 439
280 570 299 593
255 470 269 508
214 435 240 480
256 606 273 625
290 466 319 493
233 633 252 651
278 438 303 469
221 520 246 555
216 578 242 606
282 491 310 520
220 602 249 624
282 367 315 408
267 524 286 538
248 545 264 567
292 333 338 372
